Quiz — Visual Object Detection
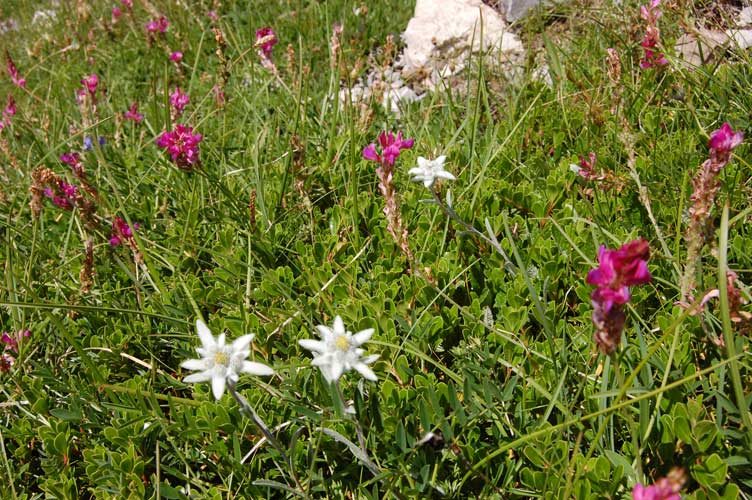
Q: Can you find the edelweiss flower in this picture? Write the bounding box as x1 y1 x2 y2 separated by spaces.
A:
408 156 455 189
181 320 274 400
299 316 379 383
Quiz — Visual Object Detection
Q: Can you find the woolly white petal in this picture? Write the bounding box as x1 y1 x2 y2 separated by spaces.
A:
436 171 456 181
216 332 226 347
232 334 255 352
361 354 380 365
299 339 326 353
354 363 378 381
181 358 209 371
408 167 424 175
434 155 447 165
352 328 374 346
196 320 215 349
184 370 214 383
329 360 344 383
332 316 346 336
417 156 430 168
211 375 226 400
315 325 333 340
241 361 275 376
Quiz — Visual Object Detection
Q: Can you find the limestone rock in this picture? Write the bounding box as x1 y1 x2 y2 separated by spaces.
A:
401 0 523 89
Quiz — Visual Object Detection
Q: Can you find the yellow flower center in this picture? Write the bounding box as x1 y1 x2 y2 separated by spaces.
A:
335 335 350 351
213 350 229 366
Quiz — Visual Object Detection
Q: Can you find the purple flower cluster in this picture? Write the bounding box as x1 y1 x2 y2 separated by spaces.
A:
169 87 190 116
81 74 99 98
255 27 278 58
639 0 668 69
44 179 79 210
708 122 744 165
6 54 26 88
1 329 30 373
587 239 652 354
0 95 15 131
124 102 144 122
156 124 203 169
362 131 415 167
109 216 139 247
146 16 168 33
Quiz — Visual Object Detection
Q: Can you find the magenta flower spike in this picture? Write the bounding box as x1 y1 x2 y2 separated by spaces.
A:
146 16 168 33
255 27 278 58
124 102 144 122
1 330 30 353
362 130 415 166
169 51 183 63
587 239 651 354
109 217 139 247
6 54 26 88
121 0 132 9
112 7 122 20
81 74 98 97
169 87 190 116
156 124 203 169
708 122 743 163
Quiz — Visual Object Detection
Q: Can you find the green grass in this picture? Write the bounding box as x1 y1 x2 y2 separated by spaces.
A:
1 0 751 498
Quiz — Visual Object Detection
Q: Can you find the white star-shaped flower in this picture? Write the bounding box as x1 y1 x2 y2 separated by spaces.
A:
408 155 455 189
181 319 274 400
299 315 379 383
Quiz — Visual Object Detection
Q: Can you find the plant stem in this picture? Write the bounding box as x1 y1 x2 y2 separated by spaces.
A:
227 379 309 498
430 189 516 273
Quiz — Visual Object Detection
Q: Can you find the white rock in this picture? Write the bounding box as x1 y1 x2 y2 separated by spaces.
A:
676 27 752 67
401 0 523 89
738 7 752 27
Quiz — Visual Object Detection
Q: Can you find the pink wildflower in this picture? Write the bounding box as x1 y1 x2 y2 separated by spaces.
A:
0 95 15 131
213 85 225 106
708 122 743 164
0 353 14 373
109 216 139 247
632 474 682 500
60 152 85 177
170 51 183 63
6 54 26 88
207 10 218 22
587 239 651 354
1 330 30 353
156 124 203 169
124 102 144 122
121 0 132 9
81 74 98 97
169 87 190 116
112 7 122 20
255 27 278 58
44 180 78 210
639 0 668 69
146 16 168 33
362 130 415 166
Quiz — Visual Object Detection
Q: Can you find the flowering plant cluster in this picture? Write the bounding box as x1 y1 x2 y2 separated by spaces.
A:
182 315 378 401
587 239 652 354
639 0 668 69
169 87 190 117
0 95 15 132
1 330 30 373
6 54 26 88
681 123 744 298
109 217 139 248
156 123 203 170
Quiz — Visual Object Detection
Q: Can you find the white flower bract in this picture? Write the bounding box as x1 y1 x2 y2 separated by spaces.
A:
181 319 274 400
408 155 455 189
299 315 379 383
